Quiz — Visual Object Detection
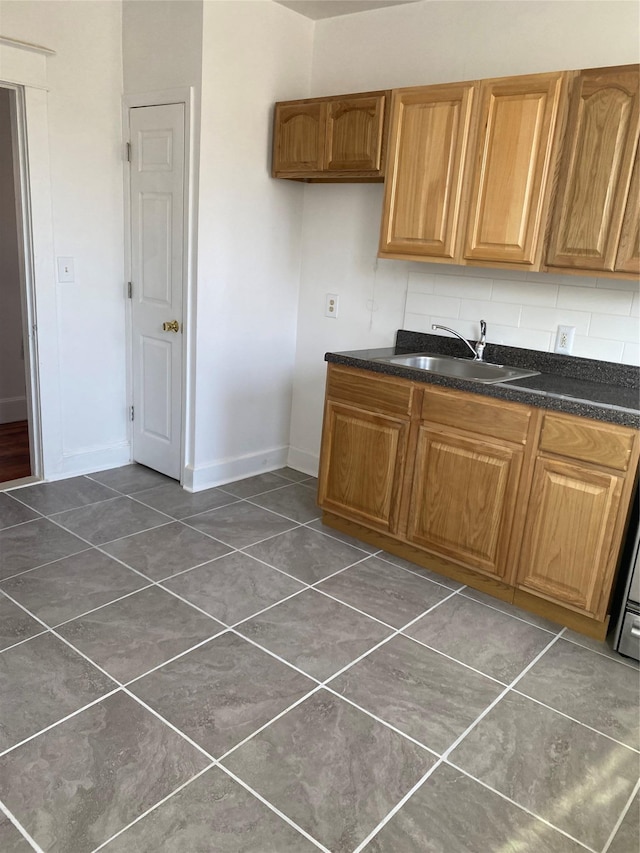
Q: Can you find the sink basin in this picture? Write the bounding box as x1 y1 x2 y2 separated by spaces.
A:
375 353 540 384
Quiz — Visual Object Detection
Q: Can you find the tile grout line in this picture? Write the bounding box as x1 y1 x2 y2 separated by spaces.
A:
0 588 217 764
374 551 565 635
3 539 635 774
219 765 331 852
351 761 442 853
179 513 302 550
239 544 373 589
372 550 470 592
301 518 381 557
3 471 636 852
455 588 563 634
322 684 440 757
120 686 219 763
352 629 567 851
0 796 44 853
560 635 640 671
127 491 241 518
89 763 217 853
0 686 123 759
215 681 325 764
0 545 94 585
0 627 49 656
444 760 601 853
509 686 640 754
600 776 640 853
121 628 229 689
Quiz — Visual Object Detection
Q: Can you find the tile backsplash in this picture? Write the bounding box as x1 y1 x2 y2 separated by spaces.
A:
403 265 639 366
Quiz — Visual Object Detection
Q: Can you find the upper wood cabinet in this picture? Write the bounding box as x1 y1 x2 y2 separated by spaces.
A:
615 142 640 274
272 102 325 174
272 92 388 181
464 71 566 267
546 65 640 273
379 83 476 260
379 71 567 268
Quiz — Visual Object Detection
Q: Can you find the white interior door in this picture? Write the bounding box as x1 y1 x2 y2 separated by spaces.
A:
129 103 185 480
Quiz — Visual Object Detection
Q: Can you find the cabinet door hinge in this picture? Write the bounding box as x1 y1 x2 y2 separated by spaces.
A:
127 281 132 299
126 141 131 162
129 405 134 422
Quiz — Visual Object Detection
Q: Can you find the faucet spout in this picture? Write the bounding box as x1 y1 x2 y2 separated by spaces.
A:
431 321 487 361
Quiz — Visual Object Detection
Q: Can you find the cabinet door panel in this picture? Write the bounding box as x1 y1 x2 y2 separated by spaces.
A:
616 143 640 273
408 428 522 578
547 66 639 271
272 103 325 174
464 72 564 265
516 458 622 616
325 96 386 173
318 402 408 534
379 84 476 259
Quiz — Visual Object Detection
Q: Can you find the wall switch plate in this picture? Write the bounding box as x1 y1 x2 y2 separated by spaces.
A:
554 324 575 355
325 293 339 318
57 257 75 283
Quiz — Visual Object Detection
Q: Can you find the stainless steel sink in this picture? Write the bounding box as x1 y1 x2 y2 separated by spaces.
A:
375 353 540 384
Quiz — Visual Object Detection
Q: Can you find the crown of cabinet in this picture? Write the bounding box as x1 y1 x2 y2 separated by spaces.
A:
272 91 389 181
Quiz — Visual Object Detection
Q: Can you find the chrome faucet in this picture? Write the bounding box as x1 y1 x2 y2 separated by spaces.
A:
432 320 487 361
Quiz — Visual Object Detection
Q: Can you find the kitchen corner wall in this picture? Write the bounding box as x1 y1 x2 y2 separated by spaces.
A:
194 1 313 489
287 0 640 477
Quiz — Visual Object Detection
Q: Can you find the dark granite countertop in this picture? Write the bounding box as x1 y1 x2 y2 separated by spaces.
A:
325 330 640 429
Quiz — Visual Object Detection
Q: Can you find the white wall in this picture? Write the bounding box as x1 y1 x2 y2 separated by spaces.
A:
123 0 203 94
192 0 313 488
1 0 127 476
288 0 640 476
0 88 27 423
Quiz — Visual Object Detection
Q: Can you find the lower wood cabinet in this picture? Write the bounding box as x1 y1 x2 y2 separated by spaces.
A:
516 457 623 618
318 364 640 637
318 400 409 534
407 427 523 580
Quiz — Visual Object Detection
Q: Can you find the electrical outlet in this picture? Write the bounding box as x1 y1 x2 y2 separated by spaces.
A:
325 293 339 319
554 324 575 355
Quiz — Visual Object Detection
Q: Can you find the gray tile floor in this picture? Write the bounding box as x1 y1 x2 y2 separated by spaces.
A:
0 464 638 853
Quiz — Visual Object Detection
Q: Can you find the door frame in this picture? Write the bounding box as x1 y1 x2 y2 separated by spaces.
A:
123 87 197 486
0 81 45 485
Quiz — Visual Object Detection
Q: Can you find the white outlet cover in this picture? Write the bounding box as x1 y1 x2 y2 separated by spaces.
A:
554 324 576 355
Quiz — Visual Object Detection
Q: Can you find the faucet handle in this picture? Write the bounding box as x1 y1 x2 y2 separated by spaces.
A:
480 319 487 339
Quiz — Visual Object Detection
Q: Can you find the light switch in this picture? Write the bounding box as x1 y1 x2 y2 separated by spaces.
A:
57 257 75 283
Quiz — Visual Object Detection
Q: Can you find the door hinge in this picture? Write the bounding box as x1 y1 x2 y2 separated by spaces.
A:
126 142 131 162
127 281 132 299
129 405 134 422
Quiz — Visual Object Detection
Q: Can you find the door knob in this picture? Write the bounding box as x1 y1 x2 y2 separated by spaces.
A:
162 320 180 333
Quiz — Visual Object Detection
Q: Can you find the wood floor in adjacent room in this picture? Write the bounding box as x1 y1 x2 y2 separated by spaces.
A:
0 421 31 483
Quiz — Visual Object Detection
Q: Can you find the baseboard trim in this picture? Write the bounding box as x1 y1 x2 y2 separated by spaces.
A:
184 445 290 493
0 396 27 424
286 446 319 478
47 442 132 480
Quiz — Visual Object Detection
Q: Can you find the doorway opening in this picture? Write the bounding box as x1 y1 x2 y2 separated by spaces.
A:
0 84 41 488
